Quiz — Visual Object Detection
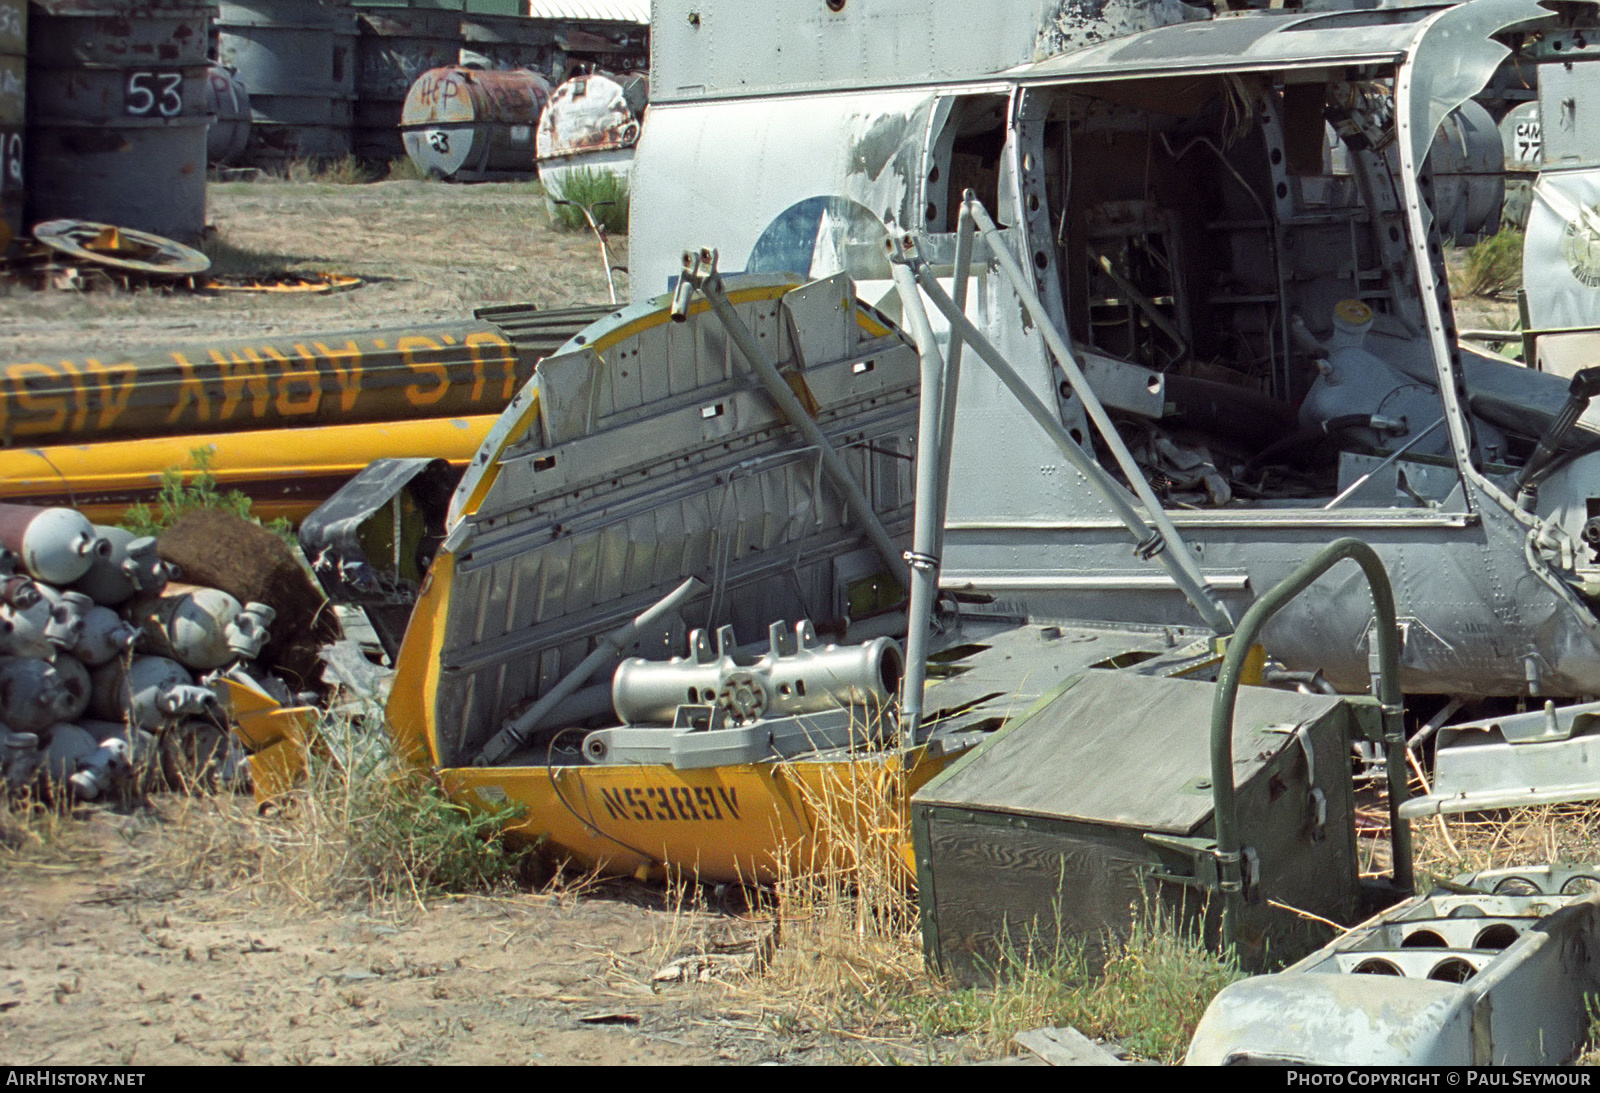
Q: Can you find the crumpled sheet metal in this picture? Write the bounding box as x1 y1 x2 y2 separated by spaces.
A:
1186 875 1600 1065
1523 168 1600 328
535 71 641 161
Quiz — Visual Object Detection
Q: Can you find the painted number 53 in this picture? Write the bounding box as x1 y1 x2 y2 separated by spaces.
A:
126 71 183 118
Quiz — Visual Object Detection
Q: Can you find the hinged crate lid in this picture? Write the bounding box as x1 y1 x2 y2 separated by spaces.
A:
915 669 1348 836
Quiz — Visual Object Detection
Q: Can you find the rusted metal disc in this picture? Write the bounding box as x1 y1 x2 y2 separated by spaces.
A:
32 219 211 277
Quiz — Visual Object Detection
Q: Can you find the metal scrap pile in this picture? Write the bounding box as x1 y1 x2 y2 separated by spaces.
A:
3 220 212 293
0 501 323 804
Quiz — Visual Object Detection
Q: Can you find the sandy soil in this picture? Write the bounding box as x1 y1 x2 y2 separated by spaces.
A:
0 804 838 1067
0 179 628 362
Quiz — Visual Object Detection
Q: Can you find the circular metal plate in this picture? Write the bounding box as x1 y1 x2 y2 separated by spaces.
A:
33 219 211 277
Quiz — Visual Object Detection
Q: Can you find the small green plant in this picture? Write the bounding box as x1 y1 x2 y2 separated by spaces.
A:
122 447 257 537
1454 229 1524 298
1578 995 1600 1065
545 167 629 234
312 716 531 898
121 447 293 543
900 906 1243 1063
155 713 531 906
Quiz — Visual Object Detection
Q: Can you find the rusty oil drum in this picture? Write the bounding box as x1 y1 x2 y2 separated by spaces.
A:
353 5 460 163
203 63 250 166
400 66 548 181
214 0 356 165
25 0 211 243
0 0 22 254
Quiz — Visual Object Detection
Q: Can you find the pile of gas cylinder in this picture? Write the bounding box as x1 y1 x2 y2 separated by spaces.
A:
0 503 278 802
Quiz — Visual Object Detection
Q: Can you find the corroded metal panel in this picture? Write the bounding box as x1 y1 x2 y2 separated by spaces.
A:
354 5 462 160
26 0 211 240
215 0 358 163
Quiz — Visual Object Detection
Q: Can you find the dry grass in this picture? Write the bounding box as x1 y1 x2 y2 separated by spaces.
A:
752 764 927 1036
384 156 429 183
286 155 378 186
0 795 93 865
1413 802 1600 884
645 758 1241 1063
899 904 1243 1064
143 715 530 910
1449 229 1524 299
2 178 622 364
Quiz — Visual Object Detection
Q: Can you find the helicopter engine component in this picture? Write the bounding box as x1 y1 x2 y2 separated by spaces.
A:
611 620 903 727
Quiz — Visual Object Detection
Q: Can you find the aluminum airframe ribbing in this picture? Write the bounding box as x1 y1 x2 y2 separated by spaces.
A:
383 276 960 882
631 0 1600 699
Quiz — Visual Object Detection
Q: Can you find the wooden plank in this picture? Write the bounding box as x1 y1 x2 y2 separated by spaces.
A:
1014 1027 1127 1066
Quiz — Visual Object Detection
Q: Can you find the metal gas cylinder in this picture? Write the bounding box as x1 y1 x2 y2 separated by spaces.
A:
160 717 245 790
0 656 72 733
204 63 252 166
1 728 42 791
42 722 130 800
73 526 173 606
611 620 904 726
129 583 274 670
0 503 107 584
72 604 139 666
1426 100 1506 243
90 655 216 729
0 592 65 659
82 717 158 791
50 654 90 723
535 70 644 208
401 66 550 181
0 574 39 609
35 584 90 652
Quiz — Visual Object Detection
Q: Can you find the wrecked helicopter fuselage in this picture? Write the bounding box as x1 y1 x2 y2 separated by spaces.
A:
628 0 1600 701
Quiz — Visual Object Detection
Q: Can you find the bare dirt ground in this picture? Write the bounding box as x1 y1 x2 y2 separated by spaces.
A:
0 178 627 361
1 805 814 1066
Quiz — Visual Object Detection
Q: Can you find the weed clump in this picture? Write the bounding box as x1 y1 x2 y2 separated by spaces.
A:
122 446 258 537
545 167 629 234
312 718 530 898
899 911 1243 1063
157 715 530 906
384 155 429 182
287 155 376 185
1454 229 1524 298
712 761 1241 1063
121 446 292 542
